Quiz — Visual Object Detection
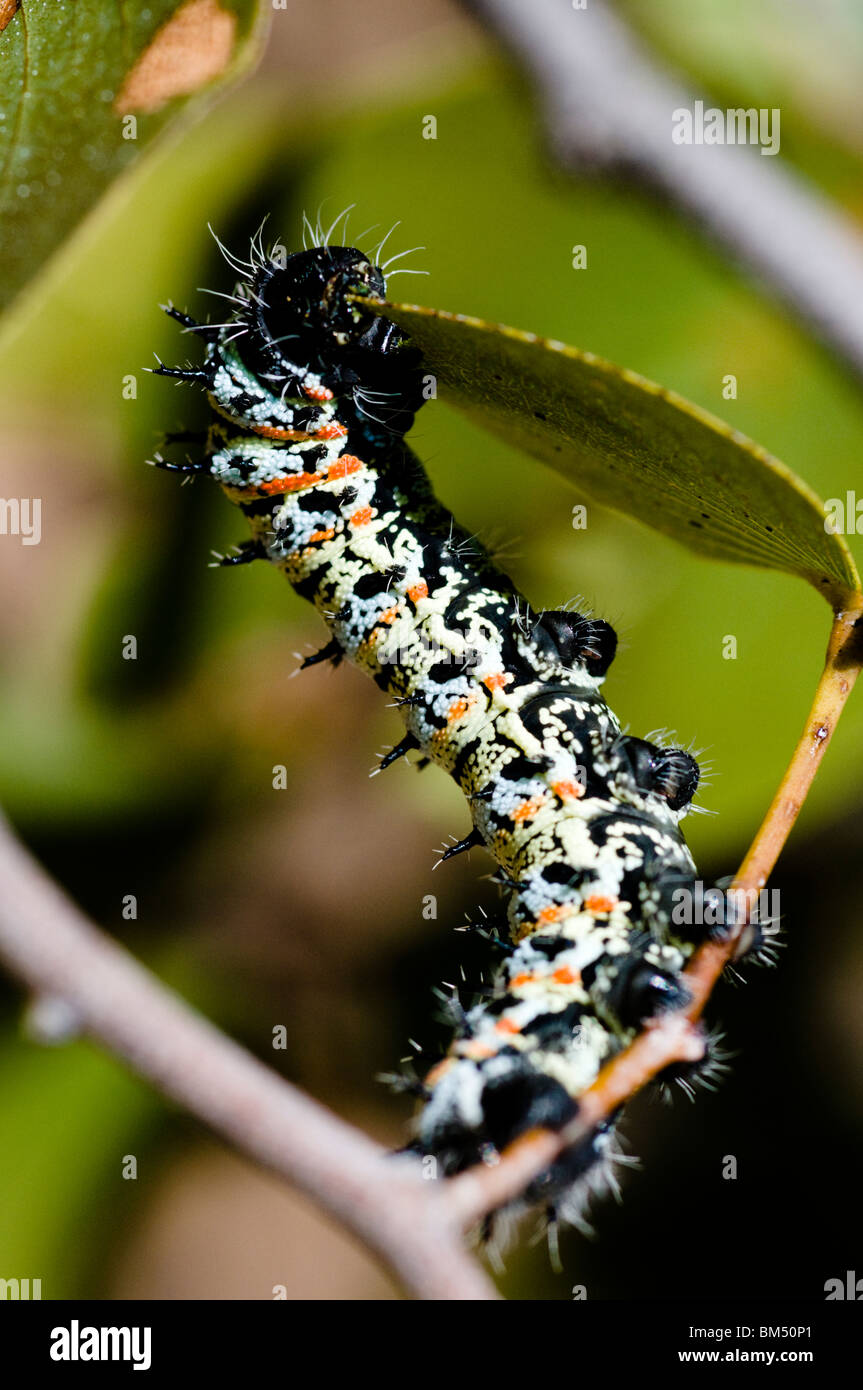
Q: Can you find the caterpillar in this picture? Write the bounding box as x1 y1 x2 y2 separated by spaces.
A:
151 224 759 1246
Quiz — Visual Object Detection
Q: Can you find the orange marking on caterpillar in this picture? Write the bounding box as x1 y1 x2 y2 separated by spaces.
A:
459 1042 497 1062
350 507 373 527
326 455 364 481
585 895 618 915
537 904 568 925
316 422 348 440
495 1017 521 1035
248 424 315 442
407 581 429 603
512 796 545 823
483 672 510 692
424 1058 455 1088
257 470 323 495
308 527 335 544
379 605 400 625
511 972 536 988
304 384 334 402
552 966 579 986
447 697 471 724
552 779 585 801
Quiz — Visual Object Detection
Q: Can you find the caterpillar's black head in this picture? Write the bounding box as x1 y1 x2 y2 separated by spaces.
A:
248 246 424 443
255 247 392 359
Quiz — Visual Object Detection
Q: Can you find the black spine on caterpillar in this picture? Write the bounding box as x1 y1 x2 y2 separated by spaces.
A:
152 233 720 1238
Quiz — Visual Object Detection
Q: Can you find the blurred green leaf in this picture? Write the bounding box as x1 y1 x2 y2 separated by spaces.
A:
0 0 267 315
378 301 861 611
0 946 229 1294
0 1029 156 1294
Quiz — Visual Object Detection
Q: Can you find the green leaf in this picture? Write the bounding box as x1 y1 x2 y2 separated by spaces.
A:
377 301 860 612
0 0 267 315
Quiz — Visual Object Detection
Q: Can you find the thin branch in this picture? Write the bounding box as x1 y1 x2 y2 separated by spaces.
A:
728 601 863 899
461 0 863 385
0 813 497 1301
447 598 863 1228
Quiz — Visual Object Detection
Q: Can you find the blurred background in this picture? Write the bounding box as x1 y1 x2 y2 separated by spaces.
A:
1 0 862 1299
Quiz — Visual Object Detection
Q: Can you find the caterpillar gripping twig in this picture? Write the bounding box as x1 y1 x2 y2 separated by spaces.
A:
152 228 733 1244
